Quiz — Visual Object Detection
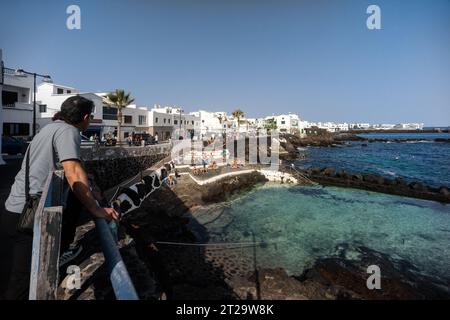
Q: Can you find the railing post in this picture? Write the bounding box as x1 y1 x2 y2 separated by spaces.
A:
29 171 64 300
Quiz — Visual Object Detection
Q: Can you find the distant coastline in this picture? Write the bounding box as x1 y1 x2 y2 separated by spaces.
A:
348 128 450 134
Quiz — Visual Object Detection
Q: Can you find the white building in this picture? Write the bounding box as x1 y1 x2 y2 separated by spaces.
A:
190 110 226 136
262 113 306 135
36 83 105 137
1 65 35 138
122 104 149 135
304 121 349 133
149 105 201 140
0 49 4 164
394 123 424 130
349 123 370 130
276 114 299 134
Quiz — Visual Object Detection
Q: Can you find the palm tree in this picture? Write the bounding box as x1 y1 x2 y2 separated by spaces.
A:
104 89 134 145
264 118 277 132
231 109 244 134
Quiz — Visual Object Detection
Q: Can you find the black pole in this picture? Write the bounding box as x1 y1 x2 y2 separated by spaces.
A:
33 73 36 137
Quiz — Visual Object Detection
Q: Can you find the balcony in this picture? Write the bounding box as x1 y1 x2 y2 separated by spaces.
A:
2 102 33 110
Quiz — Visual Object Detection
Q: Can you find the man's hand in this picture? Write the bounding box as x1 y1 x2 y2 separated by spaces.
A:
92 207 120 221
62 160 120 221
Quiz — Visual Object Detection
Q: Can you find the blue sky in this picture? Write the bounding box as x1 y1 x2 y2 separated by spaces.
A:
1 0 449 126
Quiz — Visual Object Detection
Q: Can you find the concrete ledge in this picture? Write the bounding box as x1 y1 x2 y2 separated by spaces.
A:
81 143 171 161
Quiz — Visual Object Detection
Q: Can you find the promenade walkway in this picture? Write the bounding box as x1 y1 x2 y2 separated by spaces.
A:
0 156 24 297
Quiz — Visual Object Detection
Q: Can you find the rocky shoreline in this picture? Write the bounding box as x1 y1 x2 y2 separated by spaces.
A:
228 244 450 300
279 132 450 203
303 167 450 203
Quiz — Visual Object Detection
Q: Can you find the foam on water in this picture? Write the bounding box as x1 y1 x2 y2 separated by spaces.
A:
202 184 450 282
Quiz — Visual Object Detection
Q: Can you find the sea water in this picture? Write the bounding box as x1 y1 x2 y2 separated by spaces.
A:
200 184 450 283
294 133 450 187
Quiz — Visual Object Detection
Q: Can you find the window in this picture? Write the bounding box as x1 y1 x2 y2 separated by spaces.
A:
67 90 71 94
168 119 171 124
192 121 194 125
155 117 158 123
124 115 132 124
174 120 178 125
3 123 30 136
202 120 205 123
39 104 47 113
281 121 286 125
138 115 146 125
2 90 18 107
102 106 117 120
164 118 166 124
57 88 64 94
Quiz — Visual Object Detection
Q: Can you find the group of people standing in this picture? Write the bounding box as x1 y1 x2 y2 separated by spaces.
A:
126 133 158 147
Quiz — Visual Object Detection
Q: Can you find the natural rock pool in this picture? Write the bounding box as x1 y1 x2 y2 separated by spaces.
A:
193 184 450 288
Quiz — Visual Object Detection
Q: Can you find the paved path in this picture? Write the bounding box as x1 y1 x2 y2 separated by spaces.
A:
0 157 24 298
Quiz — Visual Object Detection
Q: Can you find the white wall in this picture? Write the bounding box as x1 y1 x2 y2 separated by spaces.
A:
0 49 4 164
36 83 99 119
36 85 105 136
1 62 34 138
191 110 224 135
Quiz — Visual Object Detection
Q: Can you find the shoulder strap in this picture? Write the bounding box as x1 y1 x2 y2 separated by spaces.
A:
25 145 30 201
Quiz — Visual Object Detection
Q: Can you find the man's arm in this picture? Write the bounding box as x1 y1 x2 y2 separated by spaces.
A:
61 160 119 221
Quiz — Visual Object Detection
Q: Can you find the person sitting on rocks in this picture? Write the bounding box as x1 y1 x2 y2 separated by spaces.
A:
208 161 218 170
163 175 177 187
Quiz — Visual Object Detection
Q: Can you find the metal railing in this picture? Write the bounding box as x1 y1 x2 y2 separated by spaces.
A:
29 170 138 300
3 66 16 75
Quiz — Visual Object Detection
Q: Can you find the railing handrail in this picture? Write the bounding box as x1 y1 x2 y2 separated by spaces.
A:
29 169 138 300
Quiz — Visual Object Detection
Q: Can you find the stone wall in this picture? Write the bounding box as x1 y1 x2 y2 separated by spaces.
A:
305 167 450 203
81 144 171 191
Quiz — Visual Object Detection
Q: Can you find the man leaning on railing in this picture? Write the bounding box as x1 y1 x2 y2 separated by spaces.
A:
0 96 119 300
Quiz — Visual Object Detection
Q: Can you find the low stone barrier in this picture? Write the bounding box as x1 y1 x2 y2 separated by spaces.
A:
305 166 450 203
81 144 171 191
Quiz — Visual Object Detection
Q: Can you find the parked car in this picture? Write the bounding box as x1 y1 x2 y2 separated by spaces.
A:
80 134 96 147
2 136 28 155
130 133 155 145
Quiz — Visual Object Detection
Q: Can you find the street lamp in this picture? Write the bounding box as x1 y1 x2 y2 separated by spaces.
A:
15 69 52 137
178 107 183 139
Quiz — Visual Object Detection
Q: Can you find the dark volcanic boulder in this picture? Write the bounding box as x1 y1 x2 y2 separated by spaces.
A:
434 138 450 143
335 170 350 179
300 244 450 299
363 174 385 185
311 167 321 175
341 171 350 179
321 167 335 176
409 182 427 192
439 186 450 197
352 174 363 182
394 177 406 186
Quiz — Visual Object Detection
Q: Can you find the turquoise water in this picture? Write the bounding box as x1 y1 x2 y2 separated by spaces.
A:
295 133 450 187
199 184 450 283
